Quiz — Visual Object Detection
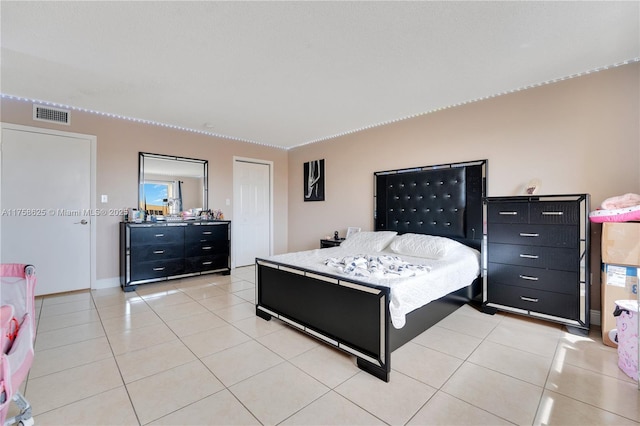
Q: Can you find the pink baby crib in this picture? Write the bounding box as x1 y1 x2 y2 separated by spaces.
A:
0 264 36 426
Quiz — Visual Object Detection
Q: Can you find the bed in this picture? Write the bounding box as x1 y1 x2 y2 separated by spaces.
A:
255 159 487 381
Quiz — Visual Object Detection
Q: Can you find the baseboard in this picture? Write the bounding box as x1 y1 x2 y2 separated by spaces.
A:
93 277 120 290
591 309 601 326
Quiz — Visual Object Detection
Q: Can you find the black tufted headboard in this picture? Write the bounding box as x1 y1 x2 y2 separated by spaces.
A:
374 160 487 250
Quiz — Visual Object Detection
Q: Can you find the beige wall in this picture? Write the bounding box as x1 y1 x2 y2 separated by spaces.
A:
288 64 639 250
287 63 639 312
0 100 289 284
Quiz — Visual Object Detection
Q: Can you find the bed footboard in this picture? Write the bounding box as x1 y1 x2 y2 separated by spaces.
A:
256 259 392 381
255 259 480 382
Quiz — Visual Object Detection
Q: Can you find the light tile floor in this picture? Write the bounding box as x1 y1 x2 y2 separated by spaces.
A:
11 266 640 425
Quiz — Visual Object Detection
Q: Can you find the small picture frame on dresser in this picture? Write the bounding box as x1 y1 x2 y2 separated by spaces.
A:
346 227 361 239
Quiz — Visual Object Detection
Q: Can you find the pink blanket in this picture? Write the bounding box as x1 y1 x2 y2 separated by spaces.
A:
601 193 640 209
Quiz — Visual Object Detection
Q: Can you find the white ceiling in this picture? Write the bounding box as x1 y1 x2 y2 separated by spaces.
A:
1 1 638 149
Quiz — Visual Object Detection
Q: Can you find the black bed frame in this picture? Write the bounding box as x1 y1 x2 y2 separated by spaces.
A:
255 159 487 381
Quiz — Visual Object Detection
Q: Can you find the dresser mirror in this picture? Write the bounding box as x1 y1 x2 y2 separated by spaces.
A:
138 152 208 216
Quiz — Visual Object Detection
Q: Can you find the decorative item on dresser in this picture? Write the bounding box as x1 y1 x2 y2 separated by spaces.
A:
346 227 361 239
481 194 590 335
120 220 231 292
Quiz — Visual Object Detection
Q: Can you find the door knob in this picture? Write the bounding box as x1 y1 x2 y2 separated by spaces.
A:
75 219 88 225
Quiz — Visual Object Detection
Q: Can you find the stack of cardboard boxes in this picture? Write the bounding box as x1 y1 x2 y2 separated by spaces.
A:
600 222 640 347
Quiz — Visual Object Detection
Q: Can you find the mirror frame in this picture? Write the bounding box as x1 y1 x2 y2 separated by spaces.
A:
138 152 208 214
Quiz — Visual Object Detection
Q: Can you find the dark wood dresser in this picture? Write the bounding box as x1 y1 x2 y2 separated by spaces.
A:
120 220 230 291
482 194 590 334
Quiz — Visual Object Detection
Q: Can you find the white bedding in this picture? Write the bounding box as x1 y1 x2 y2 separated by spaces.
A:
263 244 480 329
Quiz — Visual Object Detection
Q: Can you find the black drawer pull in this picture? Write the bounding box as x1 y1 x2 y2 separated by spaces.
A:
520 296 539 303
155 233 164 237
541 211 563 216
519 275 539 281
499 211 518 215
202 246 212 250
519 233 539 237
153 250 165 254
153 267 165 271
202 231 212 235
519 254 539 259
202 261 213 265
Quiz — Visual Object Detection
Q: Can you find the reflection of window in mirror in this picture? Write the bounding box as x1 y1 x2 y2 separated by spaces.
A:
142 181 170 215
142 180 187 216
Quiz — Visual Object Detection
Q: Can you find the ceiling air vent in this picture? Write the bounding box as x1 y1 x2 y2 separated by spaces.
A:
33 104 70 125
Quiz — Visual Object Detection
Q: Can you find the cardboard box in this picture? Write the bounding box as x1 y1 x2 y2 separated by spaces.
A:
602 222 640 267
601 264 638 347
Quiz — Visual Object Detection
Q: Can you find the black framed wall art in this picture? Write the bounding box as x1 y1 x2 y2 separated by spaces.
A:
304 159 325 201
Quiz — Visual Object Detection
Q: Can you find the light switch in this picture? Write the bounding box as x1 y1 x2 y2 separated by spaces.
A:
101 194 108 203
225 198 230 206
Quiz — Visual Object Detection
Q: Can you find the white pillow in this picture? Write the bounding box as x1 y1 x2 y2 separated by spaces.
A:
340 231 397 252
389 233 462 259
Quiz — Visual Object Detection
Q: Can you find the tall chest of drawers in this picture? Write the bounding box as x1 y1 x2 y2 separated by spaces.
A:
120 220 231 291
482 194 590 334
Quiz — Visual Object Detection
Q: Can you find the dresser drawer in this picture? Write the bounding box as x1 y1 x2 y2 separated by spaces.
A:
529 201 579 225
185 254 228 273
131 244 184 263
130 226 184 246
486 202 528 224
487 263 578 296
185 224 228 243
487 243 578 271
185 241 228 257
487 224 578 248
131 259 184 281
487 282 579 320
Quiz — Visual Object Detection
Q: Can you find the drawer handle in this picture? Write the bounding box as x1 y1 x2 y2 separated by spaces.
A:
153 250 165 254
520 296 539 303
541 211 563 216
498 211 518 215
519 233 539 237
202 261 213 265
519 275 539 281
153 267 165 271
155 234 165 237
519 254 539 259
202 246 212 250
203 231 212 235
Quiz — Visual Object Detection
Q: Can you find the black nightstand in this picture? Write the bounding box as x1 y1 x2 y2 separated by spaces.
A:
320 238 344 248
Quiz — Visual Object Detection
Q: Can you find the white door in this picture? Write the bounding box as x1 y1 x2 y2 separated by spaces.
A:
1 125 93 295
233 159 271 267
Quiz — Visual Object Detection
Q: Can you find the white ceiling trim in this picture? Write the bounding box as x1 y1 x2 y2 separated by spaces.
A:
3 56 638 150
0 93 280 149
296 57 640 148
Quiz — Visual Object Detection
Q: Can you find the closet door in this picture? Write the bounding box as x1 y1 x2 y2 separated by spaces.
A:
233 158 271 267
